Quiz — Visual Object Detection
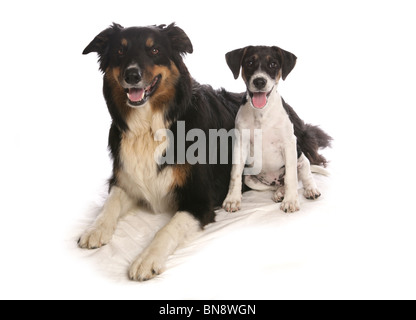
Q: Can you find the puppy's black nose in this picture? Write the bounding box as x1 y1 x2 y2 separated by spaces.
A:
253 78 267 90
124 68 141 85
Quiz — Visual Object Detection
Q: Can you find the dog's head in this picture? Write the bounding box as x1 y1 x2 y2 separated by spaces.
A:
83 23 193 108
226 46 297 109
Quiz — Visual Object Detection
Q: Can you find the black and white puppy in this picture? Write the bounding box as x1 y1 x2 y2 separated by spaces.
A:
223 45 331 213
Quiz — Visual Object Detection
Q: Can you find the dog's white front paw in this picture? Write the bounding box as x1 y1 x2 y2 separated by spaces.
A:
78 225 114 249
129 249 166 281
222 192 242 213
304 187 321 200
272 186 285 203
280 196 300 213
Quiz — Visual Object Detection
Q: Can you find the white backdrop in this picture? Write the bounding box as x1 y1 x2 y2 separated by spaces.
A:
1 0 415 299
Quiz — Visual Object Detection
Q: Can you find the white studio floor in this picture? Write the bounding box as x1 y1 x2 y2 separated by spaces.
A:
70 168 337 299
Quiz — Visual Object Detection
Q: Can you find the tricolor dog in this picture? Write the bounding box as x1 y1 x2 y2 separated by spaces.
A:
79 23 242 281
223 46 332 213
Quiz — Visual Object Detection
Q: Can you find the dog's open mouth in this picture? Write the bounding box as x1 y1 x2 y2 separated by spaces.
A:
126 75 161 107
249 88 274 109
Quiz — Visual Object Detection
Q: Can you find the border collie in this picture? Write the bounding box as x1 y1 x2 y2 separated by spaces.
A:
79 23 241 281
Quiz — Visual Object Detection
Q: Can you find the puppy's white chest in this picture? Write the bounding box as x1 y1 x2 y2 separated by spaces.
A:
236 92 295 182
261 124 285 159
256 115 290 171
241 99 293 152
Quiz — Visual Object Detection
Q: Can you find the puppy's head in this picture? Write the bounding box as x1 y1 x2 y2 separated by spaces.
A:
83 23 193 108
226 46 297 109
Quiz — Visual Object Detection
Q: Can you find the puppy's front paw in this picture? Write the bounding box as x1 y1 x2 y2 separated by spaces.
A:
222 192 242 213
304 187 321 200
129 249 166 281
280 196 300 213
78 225 114 249
272 186 285 203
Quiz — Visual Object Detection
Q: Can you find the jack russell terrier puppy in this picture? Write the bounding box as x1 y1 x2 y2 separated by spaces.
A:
223 45 332 213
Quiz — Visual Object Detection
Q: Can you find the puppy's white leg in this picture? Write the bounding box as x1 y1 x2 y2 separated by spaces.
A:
78 186 135 249
129 211 201 281
279 139 300 213
298 154 321 200
222 131 248 213
223 163 245 212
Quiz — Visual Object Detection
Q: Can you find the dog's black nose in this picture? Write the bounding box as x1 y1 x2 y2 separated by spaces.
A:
253 78 267 90
124 68 141 85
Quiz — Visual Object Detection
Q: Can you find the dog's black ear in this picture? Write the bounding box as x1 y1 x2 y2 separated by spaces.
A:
273 46 297 80
161 23 193 55
83 23 124 55
225 47 248 80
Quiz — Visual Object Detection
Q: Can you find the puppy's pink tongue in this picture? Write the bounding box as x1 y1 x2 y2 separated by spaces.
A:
252 92 267 109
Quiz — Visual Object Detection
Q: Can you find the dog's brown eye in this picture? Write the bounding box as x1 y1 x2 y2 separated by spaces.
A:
269 62 278 69
151 48 159 55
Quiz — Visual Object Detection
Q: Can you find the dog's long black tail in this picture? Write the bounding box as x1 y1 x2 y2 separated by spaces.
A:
282 98 333 167
302 123 333 167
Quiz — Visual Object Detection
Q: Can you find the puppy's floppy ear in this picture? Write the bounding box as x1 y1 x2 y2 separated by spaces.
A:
161 23 193 55
82 23 124 55
225 47 247 79
273 46 297 80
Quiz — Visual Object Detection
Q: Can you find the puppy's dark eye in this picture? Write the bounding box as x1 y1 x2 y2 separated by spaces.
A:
118 48 125 56
269 62 278 69
247 60 254 67
151 48 159 55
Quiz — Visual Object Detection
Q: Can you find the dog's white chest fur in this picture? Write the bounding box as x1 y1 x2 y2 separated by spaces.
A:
236 90 294 184
117 109 176 213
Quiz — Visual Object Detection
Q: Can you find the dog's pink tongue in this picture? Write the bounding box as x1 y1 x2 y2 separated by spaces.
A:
128 88 145 102
252 92 267 109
